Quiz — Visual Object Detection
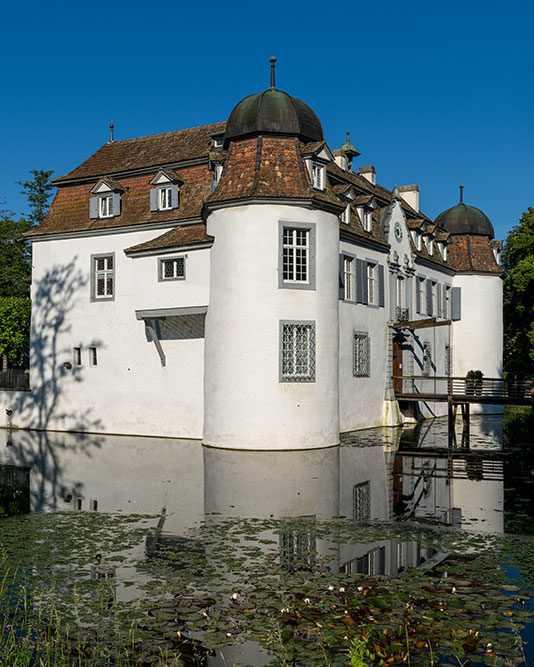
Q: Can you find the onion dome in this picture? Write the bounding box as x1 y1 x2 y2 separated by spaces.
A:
435 186 494 239
224 57 324 146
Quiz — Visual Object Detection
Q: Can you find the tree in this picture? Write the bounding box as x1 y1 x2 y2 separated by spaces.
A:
0 297 31 367
502 207 534 370
0 208 33 298
17 169 54 225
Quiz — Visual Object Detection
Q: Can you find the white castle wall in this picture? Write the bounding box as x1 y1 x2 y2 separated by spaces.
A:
1 227 209 438
204 204 340 450
452 273 503 414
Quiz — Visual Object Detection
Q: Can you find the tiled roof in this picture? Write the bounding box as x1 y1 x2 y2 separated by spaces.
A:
27 165 211 237
448 235 503 274
124 223 212 255
301 141 326 156
205 136 342 211
54 122 226 183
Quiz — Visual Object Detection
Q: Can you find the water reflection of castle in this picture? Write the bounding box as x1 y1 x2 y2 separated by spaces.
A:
1 417 504 560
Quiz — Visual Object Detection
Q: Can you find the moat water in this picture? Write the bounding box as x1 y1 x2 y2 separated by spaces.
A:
1 415 534 665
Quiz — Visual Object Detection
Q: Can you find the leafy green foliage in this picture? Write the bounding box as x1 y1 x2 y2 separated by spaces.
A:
0 296 31 364
502 207 534 368
0 209 33 298
16 169 54 226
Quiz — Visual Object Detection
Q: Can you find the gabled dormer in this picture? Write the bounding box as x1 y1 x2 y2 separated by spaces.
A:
333 184 356 224
407 219 426 251
354 194 377 232
149 170 183 212
302 142 333 191
209 151 226 192
423 223 437 256
89 177 125 219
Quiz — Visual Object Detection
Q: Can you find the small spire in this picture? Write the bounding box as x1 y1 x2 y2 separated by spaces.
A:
459 184 464 204
392 184 400 200
109 122 114 143
269 56 277 89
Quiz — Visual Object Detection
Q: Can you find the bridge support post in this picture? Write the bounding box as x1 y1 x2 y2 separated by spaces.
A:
448 396 457 447
460 403 470 447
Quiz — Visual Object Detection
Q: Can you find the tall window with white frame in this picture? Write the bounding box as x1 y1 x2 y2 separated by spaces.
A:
367 263 376 305
344 256 354 301
417 277 424 314
93 255 114 299
283 227 309 284
281 322 315 382
353 333 371 377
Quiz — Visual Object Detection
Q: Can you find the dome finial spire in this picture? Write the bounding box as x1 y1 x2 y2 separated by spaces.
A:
459 184 464 204
269 56 277 89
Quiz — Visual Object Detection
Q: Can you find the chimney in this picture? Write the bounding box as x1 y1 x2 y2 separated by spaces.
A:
333 149 346 170
398 185 419 212
358 166 375 185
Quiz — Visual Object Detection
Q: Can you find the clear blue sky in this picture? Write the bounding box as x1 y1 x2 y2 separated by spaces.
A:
1 0 532 241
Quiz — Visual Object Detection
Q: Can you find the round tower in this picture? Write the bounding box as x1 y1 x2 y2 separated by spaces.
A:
435 187 503 413
202 60 342 450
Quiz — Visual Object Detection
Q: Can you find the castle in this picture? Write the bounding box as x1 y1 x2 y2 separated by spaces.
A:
1 61 503 449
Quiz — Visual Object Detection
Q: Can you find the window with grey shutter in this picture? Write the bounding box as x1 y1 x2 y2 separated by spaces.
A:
377 265 385 307
89 197 98 219
356 259 366 304
451 287 461 320
406 277 412 319
442 284 448 318
426 280 433 316
436 284 442 318
150 189 158 212
111 192 121 216
171 183 179 208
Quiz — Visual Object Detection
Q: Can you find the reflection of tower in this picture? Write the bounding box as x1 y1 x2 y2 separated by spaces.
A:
435 187 503 415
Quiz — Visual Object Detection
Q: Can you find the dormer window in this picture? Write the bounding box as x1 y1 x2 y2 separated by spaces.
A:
362 209 372 232
99 195 114 218
150 170 181 212
341 204 351 224
158 187 173 210
211 163 223 191
311 163 325 190
90 178 124 220
212 136 224 149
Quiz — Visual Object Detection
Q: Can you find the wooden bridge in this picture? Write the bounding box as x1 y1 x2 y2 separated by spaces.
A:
394 375 534 407
393 375 534 444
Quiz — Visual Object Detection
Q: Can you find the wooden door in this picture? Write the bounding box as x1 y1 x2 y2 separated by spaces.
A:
392 338 403 393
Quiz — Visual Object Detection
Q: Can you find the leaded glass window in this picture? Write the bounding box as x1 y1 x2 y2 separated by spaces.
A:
93 255 114 299
281 322 315 382
282 228 309 283
160 257 185 281
353 333 370 377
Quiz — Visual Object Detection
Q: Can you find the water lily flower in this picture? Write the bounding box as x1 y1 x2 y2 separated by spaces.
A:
328 585 334 591
226 632 232 638
339 587 345 593
304 598 311 604
230 593 238 601
357 586 363 592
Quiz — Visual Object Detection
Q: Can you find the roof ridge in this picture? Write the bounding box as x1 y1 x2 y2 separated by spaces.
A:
107 121 226 145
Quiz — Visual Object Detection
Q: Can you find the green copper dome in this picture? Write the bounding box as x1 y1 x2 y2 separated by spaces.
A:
435 188 494 238
224 88 324 146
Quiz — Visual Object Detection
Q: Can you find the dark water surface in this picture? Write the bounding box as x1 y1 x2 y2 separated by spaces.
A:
1 416 534 665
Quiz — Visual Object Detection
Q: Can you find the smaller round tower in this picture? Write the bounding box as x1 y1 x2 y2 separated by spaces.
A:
435 187 503 413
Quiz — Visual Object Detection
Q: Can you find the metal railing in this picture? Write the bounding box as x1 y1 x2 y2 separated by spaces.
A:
0 369 30 391
393 375 534 401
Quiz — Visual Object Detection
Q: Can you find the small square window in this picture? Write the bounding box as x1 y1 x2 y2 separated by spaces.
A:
159 257 185 281
99 195 114 218
353 333 370 377
280 321 316 382
89 347 97 367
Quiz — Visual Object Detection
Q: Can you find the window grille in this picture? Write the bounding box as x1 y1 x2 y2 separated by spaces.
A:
160 257 185 281
94 255 114 298
282 228 309 283
353 333 370 377
281 322 315 382
343 257 353 300
353 480 371 520
280 526 316 570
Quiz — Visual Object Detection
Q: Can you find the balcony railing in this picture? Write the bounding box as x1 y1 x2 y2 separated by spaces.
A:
0 369 30 391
